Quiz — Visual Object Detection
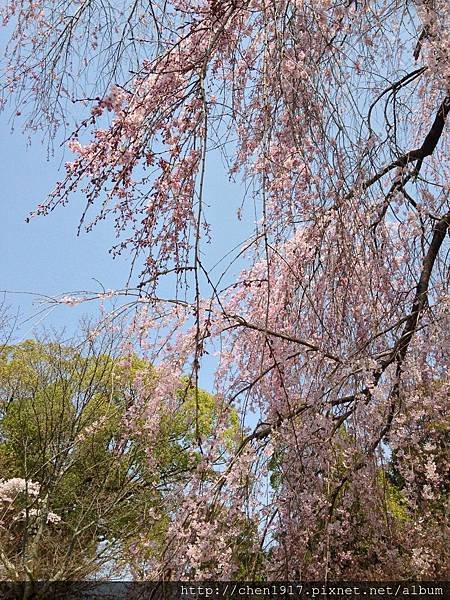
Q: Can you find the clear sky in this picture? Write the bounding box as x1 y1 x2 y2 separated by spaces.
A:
0 18 256 398
0 125 246 302
0 125 131 335
0 102 251 394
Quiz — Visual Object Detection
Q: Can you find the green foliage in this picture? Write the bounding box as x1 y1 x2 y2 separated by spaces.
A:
267 448 284 491
378 469 409 523
0 337 233 580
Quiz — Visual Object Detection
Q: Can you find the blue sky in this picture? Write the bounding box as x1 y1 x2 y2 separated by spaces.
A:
0 21 255 398
0 125 247 303
0 105 251 396
0 126 131 335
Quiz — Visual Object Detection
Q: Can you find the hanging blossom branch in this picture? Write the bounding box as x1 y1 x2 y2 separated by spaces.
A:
2 0 449 580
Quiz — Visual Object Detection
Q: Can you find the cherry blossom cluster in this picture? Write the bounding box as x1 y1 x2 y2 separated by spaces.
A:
2 0 449 580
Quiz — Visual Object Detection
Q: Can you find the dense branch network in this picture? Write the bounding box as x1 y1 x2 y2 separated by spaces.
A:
1 0 449 581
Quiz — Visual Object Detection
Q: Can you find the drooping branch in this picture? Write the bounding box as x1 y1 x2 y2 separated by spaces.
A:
392 211 450 363
238 210 449 448
350 93 449 197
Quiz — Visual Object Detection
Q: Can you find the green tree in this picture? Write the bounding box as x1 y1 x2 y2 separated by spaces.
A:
0 330 238 581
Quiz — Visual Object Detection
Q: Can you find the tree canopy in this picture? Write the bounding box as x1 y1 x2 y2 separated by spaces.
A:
0 334 243 580
1 0 449 580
